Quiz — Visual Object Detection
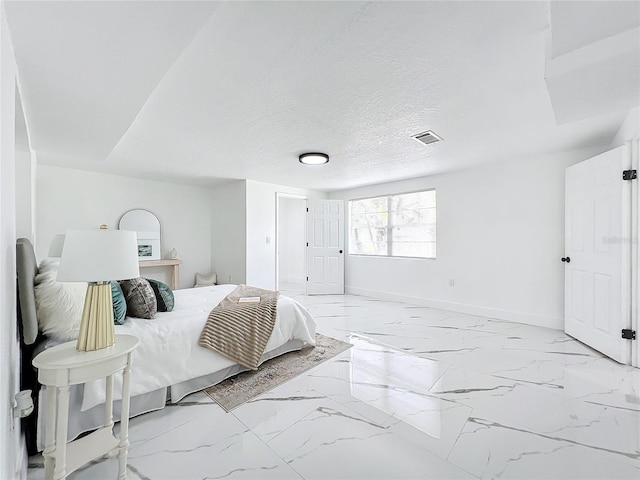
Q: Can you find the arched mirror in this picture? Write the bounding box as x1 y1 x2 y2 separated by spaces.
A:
119 209 161 260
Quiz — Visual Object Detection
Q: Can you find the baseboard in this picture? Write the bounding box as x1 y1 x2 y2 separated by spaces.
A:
345 286 563 330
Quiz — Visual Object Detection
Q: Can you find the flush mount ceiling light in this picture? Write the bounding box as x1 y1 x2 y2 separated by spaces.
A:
299 152 329 165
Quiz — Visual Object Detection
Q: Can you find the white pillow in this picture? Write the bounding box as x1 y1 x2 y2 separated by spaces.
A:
34 258 87 341
194 272 217 288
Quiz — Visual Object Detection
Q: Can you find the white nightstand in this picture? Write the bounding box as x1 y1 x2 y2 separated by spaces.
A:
33 335 139 480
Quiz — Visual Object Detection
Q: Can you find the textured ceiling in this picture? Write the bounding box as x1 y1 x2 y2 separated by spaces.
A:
5 1 637 191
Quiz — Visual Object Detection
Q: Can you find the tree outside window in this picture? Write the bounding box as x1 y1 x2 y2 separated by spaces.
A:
349 190 436 259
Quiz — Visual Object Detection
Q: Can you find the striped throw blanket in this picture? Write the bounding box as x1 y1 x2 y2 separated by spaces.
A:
198 285 279 370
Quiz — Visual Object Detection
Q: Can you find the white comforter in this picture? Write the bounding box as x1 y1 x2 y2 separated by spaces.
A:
81 284 316 411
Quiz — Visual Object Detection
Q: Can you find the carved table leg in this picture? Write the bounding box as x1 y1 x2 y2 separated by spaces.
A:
43 386 57 480
53 386 70 480
118 354 133 480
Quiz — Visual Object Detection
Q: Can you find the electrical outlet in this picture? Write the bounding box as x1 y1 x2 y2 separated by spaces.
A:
448 279 455 287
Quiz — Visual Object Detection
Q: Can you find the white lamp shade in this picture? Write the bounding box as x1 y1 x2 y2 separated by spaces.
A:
57 229 140 282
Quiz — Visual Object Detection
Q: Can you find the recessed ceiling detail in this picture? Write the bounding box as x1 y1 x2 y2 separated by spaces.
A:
411 130 443 146
545 2 639 125
4 1 632 191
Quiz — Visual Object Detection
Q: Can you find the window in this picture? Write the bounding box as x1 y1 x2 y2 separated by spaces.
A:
349 190 436 259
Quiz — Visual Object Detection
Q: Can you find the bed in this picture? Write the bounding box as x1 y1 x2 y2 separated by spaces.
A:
16 238 316 452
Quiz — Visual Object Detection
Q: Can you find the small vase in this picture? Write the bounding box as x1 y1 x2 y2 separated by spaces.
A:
168 248 177 259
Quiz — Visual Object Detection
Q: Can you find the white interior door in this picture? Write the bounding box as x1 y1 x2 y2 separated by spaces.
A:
306 199 345 295
564 145 632 364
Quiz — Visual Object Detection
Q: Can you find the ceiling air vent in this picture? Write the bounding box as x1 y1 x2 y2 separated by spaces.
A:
411 130 443 146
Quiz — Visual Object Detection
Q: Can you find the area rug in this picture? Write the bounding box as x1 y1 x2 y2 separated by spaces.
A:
204 333 352 412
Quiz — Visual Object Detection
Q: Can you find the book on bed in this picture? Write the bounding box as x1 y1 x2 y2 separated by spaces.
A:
238 296 261 304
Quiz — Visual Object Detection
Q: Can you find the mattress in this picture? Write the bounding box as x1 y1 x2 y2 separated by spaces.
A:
80 284 316 411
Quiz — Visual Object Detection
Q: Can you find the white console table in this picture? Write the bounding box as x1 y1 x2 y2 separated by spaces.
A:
139 259 182 289
33 335 139 480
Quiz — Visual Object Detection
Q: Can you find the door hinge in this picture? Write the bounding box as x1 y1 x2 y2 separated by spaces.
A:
306 242 308 247
622 169 637 181
306 207 309 212
621 329 636 340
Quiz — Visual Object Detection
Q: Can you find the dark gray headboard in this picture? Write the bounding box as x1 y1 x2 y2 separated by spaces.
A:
16 238 39 345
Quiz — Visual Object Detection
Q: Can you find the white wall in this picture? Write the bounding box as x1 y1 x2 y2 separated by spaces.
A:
330 148 608 329
211 180 246 285
0 4 24 477
278 196 306 285
15 149 35 242
246 180 325 290
36 165 215 289
612 106 639 148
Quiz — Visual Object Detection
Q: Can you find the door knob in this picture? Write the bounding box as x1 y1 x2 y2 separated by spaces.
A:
339 250 343 254
561 257 571 263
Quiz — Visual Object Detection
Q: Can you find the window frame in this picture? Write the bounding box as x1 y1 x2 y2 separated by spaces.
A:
348 188 437 260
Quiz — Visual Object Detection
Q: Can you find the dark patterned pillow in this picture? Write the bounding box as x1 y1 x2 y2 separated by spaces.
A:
109 280 127 324
119 278 157 319
146 278 175 312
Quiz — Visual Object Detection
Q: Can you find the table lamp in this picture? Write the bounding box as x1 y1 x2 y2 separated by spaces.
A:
57 227 140 351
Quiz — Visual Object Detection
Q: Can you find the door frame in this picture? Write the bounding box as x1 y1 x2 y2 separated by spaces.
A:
275 192 308 293
631 139 639 368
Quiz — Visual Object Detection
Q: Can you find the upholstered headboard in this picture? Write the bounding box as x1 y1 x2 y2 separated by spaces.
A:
16 238 44 455
16 238 39 345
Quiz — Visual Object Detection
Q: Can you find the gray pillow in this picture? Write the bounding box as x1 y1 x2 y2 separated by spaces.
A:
119 278 157 319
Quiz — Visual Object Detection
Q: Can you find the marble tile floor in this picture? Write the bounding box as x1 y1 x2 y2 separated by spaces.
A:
27 294 640 479
278 281 307 298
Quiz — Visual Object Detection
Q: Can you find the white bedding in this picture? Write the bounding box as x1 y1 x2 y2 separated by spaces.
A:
81 284 316 411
